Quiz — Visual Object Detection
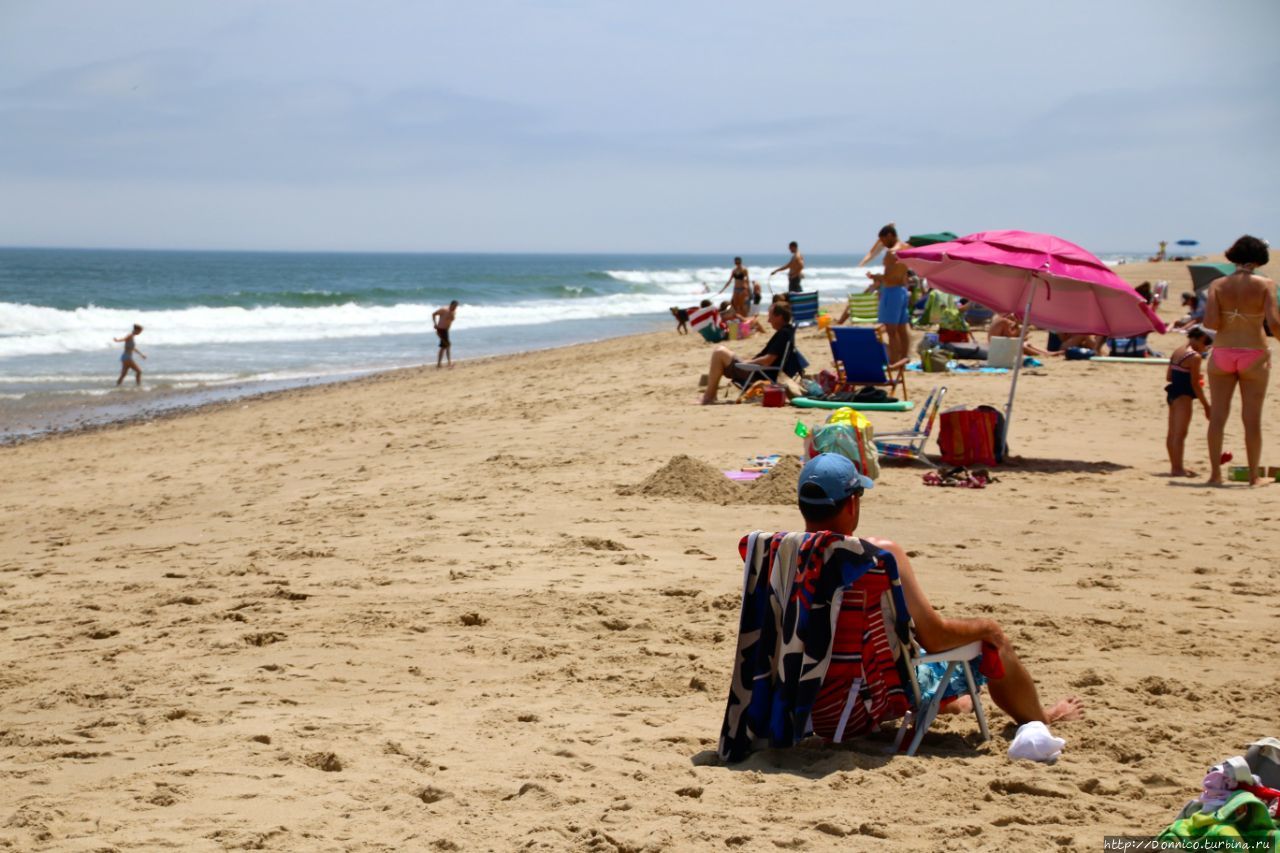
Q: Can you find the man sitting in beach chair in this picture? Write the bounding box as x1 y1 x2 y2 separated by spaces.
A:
718 453 1085 762
700 302 802 404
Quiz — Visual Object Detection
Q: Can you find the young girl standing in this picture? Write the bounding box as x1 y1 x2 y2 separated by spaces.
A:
1165 326 1212 477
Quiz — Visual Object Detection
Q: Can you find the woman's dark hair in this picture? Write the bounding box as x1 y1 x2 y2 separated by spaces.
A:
1187 326 1213 343
879 223 897 239
133 324 143 333
734 256 742 264
1135 282 1153 303
1225 235 1269 267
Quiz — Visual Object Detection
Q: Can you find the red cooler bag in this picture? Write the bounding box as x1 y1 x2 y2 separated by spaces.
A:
937 406 1006 466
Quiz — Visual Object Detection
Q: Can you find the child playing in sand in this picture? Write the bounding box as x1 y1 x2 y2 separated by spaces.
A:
114 324 146 386
1165 326 1213 477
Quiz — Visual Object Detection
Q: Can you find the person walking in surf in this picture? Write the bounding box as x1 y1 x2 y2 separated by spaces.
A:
433 300 459 369
114 324 146 386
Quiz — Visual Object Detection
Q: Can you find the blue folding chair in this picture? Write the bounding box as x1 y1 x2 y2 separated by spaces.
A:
827 326 909 401
788 291 819 327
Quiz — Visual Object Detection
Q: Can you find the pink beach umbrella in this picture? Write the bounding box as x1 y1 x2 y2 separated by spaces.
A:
897 230 1166 452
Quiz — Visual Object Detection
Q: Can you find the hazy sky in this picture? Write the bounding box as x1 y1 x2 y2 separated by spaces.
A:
2 0 1276 253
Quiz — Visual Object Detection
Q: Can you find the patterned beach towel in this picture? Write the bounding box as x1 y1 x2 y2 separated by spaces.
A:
717 531 879 763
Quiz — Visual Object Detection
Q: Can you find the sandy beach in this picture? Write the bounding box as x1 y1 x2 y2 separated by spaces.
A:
2 259 1278 852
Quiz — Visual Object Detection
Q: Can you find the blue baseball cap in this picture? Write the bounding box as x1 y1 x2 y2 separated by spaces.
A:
797 453 874 506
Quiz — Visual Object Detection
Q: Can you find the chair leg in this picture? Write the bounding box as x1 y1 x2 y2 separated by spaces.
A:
961 661 991 742
906 662 954 756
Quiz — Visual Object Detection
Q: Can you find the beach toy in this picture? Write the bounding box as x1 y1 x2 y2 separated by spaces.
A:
825 407 870 430
817 314 832 330
795 421 809 438
1221 452 1233 464
1228 466 1250 482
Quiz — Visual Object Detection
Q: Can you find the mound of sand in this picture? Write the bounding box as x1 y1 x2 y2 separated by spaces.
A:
620 454 740 503
741 454 804 505
621 454 805 505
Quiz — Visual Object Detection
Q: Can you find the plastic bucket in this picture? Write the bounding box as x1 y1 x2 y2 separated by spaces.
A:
762 386 786 408
988 336 1020 369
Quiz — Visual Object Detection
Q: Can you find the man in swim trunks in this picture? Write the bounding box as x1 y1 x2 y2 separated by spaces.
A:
771 241 805 293
859 223 912 365
796 453 1085 731
432 300 459 369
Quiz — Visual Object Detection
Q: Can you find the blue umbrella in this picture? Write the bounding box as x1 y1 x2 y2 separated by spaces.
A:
1176 239 1199 246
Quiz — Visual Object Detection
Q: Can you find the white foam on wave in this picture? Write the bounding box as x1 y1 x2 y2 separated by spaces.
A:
0 264 879 358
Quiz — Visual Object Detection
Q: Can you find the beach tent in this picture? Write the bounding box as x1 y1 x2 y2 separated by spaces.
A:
1188 263 1235 293
898 231 1164 453
907 232 958 248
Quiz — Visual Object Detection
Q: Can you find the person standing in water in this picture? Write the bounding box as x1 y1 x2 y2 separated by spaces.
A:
113 324 146 386
1203 235 1279 486
770 241 805 293
432 300 459 369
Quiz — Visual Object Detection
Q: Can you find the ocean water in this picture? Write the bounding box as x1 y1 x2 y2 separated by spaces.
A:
0 247 1144 441
0 248 890 440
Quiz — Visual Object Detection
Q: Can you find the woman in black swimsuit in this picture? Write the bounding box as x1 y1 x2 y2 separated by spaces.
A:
1164 326 1212 477
718 257 752 319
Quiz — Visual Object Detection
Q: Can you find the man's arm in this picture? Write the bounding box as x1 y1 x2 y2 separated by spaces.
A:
865 538 1004 652
857 239 885 268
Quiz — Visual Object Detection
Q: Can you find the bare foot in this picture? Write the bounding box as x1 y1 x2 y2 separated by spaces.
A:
937 695 973 716
1045 696 1085 723
1206 476 1225 486
1170 467 1198 478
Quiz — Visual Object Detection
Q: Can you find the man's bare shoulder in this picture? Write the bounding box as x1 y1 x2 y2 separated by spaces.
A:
863 536 904 557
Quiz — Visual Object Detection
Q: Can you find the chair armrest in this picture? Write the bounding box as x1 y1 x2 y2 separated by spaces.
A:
888 358 910 371
914 641 982 664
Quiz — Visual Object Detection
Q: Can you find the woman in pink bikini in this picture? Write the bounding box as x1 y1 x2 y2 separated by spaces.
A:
1204 235 1280 486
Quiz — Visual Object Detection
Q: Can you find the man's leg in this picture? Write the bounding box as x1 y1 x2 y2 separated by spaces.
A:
944 635 1084 725
701 346 737 404
891 323 910 364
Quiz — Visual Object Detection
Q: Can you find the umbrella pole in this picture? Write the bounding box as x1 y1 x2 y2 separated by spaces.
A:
1002 281 1037 457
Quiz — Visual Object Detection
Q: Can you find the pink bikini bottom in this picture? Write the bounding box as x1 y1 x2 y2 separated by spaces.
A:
1211 347 1267 373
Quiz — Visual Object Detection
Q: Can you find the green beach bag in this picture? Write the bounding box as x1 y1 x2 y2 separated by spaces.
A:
1157 791 1279 851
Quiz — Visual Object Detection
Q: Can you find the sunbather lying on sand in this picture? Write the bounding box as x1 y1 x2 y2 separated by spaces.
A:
797 453 1085 728
988 313 1060 357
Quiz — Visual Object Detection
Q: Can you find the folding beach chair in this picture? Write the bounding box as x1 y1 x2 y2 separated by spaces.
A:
874 386 947 466
788 291 819 327
689 306 726 343
827 326 909 401
1107 335 1153 357
843 291 879 325
719 531 989 763
729 337 807 402
810 534 990 756
963 302 995 329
